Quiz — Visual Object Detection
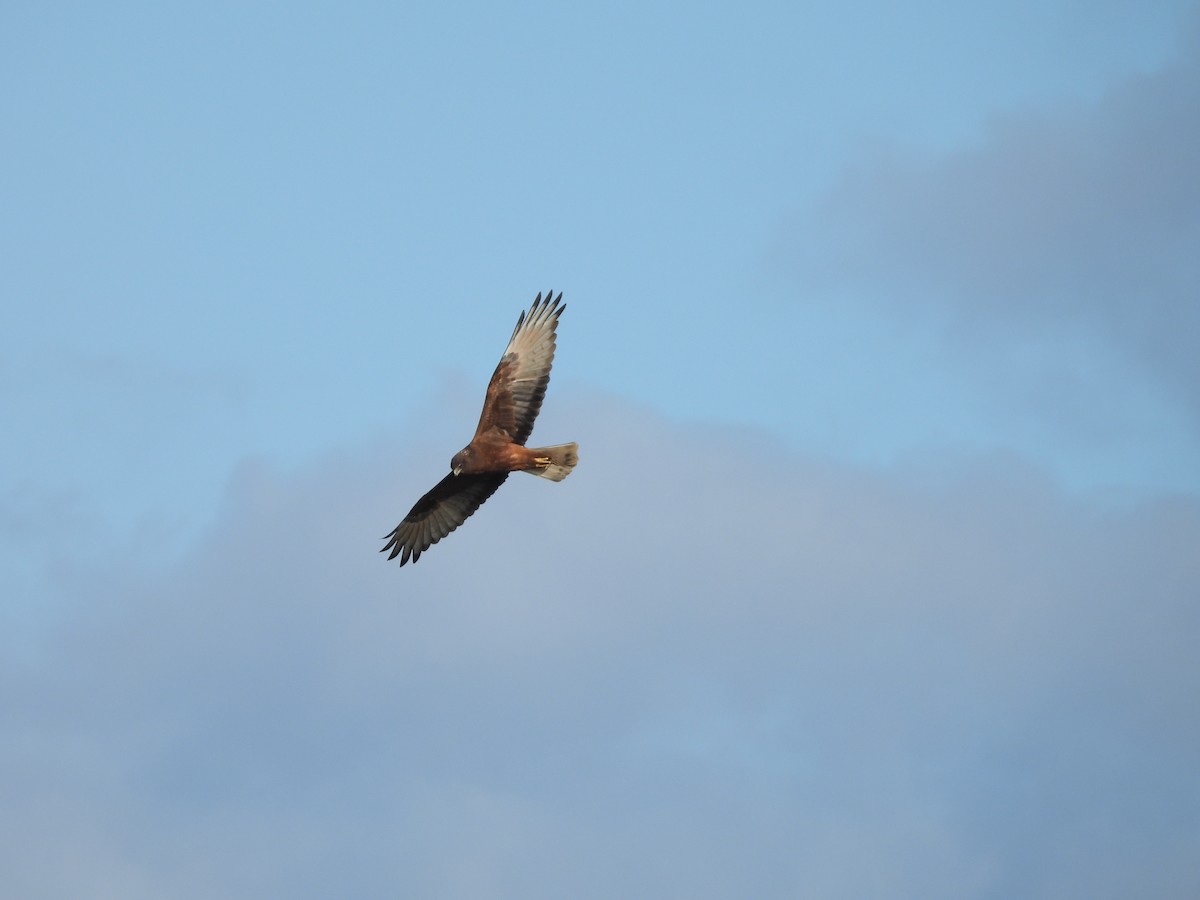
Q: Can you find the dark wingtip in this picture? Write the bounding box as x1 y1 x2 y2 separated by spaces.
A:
381 527 411 565
533 290 564 321
520 290 555 328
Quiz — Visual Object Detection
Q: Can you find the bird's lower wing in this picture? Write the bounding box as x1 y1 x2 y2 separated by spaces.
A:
381 472 509 565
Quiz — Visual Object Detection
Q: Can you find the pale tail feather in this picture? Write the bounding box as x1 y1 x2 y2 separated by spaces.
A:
524 442 578 482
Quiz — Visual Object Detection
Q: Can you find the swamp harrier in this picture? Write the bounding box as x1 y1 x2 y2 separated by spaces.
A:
382 291 578 566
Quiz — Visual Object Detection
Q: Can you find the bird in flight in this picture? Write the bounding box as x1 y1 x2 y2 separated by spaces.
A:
382 291 579 566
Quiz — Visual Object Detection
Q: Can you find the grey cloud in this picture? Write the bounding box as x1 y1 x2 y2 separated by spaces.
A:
791 37 1200 416
3 396 1199 898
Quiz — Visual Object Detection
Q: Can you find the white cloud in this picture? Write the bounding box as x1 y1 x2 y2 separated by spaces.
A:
3 395 1198 898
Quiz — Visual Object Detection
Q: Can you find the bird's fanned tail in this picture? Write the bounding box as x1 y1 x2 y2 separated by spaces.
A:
523 442 578 482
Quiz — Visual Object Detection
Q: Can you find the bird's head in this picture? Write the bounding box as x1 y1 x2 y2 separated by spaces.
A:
450 447 471 476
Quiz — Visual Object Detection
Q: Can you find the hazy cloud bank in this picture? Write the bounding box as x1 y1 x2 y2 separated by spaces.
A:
4 395 1198 898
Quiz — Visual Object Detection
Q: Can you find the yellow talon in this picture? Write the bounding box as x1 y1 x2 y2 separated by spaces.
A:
534 456 551 466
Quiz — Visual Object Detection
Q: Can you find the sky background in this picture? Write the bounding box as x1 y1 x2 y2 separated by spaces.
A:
3 1 1199 897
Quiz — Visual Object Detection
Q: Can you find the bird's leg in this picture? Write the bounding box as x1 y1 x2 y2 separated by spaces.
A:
533 456 551 467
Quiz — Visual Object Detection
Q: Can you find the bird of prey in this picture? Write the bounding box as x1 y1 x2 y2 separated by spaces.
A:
382 291 578 566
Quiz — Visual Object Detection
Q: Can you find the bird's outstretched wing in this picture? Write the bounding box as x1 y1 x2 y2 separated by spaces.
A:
381 471 509 566
474 291 564 446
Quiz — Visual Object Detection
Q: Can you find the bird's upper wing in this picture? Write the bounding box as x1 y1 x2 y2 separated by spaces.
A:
473 291 564 446
381 471 509 566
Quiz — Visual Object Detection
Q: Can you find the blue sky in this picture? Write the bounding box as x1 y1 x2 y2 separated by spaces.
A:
3 2 1199 897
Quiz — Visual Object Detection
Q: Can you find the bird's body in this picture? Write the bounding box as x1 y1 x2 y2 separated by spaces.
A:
382 292 578 566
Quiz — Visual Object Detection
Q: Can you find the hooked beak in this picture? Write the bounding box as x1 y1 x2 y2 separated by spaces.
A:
452 466 461 476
